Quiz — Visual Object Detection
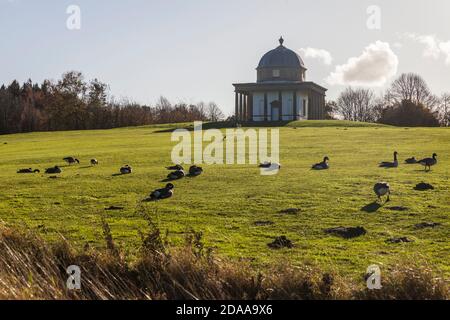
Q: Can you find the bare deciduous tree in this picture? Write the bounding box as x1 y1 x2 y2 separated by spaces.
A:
388 73 437 108
207 102 225 122
336 87 377 122
437 93 450 126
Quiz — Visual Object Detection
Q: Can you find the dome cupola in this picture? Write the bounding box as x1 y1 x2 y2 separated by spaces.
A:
256 37 307 83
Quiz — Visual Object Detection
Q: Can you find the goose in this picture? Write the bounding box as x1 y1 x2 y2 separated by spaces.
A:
17 168 40 174
374 182 390 202
166 164 184 171
379 152 399 168
167 170 185 180
63 157 80 165
189 165 203 176
418 153 437 171
405 157 417 164
312 157 330 170
120 165 133 175
150 183 174 200
90 159 99 166
45 166 62 174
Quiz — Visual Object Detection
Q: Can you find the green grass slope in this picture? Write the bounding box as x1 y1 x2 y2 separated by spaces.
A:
0 122 449 277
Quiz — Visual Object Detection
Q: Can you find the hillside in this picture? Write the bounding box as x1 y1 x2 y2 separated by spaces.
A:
0 121 449 277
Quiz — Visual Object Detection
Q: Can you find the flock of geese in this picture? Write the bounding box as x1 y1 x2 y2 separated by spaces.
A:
148 165 205 200
16 151 438 203
16 157 204 201
259 151 438 203
375 151 438 202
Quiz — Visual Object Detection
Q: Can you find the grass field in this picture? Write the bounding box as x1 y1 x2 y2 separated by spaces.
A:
0 121 449 278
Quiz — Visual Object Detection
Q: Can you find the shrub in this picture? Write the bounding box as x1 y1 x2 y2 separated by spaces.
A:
379 100 440 127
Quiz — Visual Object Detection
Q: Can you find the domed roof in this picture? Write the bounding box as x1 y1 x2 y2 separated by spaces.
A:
257 37 305 69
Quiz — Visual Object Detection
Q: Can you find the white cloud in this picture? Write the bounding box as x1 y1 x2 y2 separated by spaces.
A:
403 33 440 59
401 33 450 65
439 41 450 65
298 47 333 65
326 41 398 87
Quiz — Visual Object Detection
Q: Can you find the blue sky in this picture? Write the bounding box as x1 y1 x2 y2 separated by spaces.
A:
1 0 450 115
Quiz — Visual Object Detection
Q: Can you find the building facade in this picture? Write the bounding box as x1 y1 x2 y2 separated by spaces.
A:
233 37 327 122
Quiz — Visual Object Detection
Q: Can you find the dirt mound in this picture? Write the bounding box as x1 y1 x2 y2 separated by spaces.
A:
387 206 408 212
254 221 274 227
325 227 367 239
279 208 300 215
268 236 294 249
414 183 434 191
386 237 414 244
415 222 441 229
105 206 125 211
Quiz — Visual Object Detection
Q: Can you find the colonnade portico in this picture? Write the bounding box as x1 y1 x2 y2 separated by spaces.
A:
232 37 327 123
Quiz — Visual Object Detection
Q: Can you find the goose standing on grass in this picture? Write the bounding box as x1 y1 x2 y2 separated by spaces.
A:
167 169 185 180
150 183 174 200
189 165 203 176
63 157 80 165
90 159 99 166
17 168 40 174
374 182 391 203
45 166 62 174
312 157 330 170
405 157 417 164
418 153 437 171
379 152 399 168
120 165 132 175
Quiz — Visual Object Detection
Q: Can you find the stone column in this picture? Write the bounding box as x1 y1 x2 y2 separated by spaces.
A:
243 93 246 122
293 91 297 120
278 91 283 120
248 93 253 121
264 93 268 121
235 92 239 121
239 93 243 122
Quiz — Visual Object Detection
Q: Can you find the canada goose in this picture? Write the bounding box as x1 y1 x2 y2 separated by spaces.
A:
418 153 437 171
167 170 185 180
17 168 40 174
259 162 281 170
120 165 132 174
379 152 399 168
312 157 330 170
150 183 174 200
63 157 80 165
166 164 184 171
45 166 62 174
189 165 203 176
90 159 99 166
405 157 417 164
374 182 390 202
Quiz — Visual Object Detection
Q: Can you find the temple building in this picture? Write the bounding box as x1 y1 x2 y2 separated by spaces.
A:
233 37 327 122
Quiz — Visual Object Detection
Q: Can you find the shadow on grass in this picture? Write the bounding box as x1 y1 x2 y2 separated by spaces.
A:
361 202 382 213
160 177 180 183
112 173 125 177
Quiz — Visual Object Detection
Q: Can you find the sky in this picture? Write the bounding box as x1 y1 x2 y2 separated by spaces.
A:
1 0 450 116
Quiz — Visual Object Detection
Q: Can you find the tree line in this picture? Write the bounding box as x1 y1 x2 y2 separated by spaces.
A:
0 71 225 134
329 73 450 127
